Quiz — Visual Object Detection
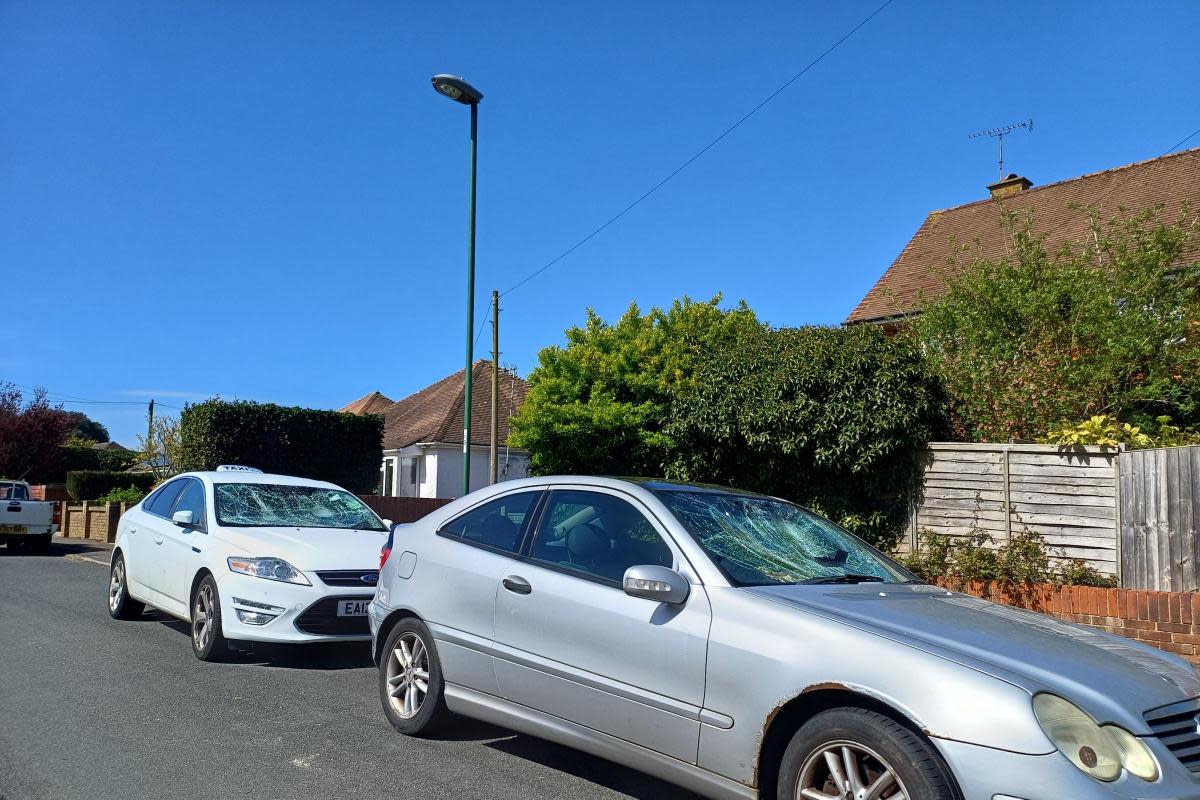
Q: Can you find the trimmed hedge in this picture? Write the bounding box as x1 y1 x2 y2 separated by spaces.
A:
66 471 157 501
178 400 384 493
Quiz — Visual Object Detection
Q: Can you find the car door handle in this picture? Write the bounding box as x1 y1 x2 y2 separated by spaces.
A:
502 576 532 595
154 536 163 545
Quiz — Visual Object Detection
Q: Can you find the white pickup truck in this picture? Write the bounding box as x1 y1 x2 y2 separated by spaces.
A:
1 480 60 555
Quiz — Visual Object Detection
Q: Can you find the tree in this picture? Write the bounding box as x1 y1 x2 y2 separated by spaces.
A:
64 411 110 443
0 383 73 483
509 295 764 477
136 415 184 481
912 205 1200 441
666 325 947 548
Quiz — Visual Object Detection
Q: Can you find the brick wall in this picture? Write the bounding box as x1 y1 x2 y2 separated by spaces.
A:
59 502 134 543
938 579 1200 665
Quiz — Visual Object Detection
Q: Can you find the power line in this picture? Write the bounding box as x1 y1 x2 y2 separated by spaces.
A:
1166 125 1200 154
1 381 179 409
498 0 899 298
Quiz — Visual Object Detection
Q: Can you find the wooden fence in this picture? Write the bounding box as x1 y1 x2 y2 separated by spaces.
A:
907 443 1120 576
357 496 452 524
1119 445 1200 592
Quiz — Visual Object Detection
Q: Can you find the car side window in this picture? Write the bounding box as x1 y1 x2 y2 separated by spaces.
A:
145 479 186 518
528 490 673 585
440 491 539 554
171 479 206 530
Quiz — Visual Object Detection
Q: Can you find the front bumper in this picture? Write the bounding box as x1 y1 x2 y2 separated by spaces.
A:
215 571 374 644
938 737 1200 800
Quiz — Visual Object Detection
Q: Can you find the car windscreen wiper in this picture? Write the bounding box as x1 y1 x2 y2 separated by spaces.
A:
800 574 887 584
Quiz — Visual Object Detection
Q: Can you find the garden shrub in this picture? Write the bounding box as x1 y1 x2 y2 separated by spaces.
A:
96 486 150 504
66 470 156 501
901 528 1115 587
178 400 383 493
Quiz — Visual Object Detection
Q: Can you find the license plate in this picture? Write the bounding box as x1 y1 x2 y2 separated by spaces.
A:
337 599 370 617
0 524 26 534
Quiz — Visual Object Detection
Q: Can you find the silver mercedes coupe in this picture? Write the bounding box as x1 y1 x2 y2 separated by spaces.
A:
369 476 1200 800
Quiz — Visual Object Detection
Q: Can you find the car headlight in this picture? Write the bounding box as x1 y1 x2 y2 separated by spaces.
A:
227 556 311 586
1033 694 1157 782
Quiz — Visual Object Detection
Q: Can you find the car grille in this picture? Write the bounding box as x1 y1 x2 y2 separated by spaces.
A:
315 570 379 587
294 595 373 636
1144 697 1200 773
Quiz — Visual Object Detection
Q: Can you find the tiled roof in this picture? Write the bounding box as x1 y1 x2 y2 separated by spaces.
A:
339 391 394 416
846 147 1200 323
378 361 528 450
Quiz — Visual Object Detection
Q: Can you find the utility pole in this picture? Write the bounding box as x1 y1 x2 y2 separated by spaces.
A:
489 290 499 485
146 399 155 446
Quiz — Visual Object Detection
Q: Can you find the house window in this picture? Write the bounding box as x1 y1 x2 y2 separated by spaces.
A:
381 459 395 497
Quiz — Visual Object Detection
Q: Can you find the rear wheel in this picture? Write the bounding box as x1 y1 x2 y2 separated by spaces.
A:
379 618 450 736
779 707 958 800
108 553 144 619
191 575 230 662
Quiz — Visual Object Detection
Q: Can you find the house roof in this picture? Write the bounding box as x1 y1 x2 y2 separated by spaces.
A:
339 391 394 416
347 361 528 450
846 147 1200 324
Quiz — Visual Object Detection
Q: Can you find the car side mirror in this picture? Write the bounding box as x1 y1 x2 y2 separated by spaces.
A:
172 509 195 528
623 565 690 605
382 518 394 529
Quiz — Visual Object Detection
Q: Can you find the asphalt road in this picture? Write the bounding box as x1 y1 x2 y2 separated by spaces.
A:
0 541 697 800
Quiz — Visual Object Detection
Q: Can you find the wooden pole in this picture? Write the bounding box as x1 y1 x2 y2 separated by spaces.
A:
489 290 499 485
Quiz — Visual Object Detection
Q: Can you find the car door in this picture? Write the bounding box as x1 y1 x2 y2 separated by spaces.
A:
157 477 207 615
126 478 187 602
419 489 542 695
492 487 712 764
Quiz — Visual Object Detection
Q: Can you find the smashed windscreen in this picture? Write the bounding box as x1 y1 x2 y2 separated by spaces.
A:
214 483 387 531
654 490 912 586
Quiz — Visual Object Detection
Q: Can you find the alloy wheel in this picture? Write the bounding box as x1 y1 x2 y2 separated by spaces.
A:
386 632 430 719
193 584 215 651
109 561 124 612
796 740 909 800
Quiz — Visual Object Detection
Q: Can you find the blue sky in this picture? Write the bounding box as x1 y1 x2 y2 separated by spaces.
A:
3 1 1198 445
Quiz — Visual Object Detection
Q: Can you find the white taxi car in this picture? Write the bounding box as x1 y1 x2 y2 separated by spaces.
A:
107 466 390 661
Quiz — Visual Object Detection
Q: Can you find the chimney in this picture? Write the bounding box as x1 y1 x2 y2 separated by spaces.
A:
987 173 1034 199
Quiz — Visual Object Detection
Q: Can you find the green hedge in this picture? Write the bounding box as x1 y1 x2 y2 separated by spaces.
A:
66 471 157 501
178 400 384 493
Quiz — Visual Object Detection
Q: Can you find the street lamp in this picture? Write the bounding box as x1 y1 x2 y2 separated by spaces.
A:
431 73 484 497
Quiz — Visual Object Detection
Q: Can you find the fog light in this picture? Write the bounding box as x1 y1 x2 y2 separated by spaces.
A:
235 609 277 626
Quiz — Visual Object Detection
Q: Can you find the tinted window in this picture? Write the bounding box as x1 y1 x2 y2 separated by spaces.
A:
441 491 539 554
529 490 672 584
171 479 206 529
0 483 29 500
145 480 186 518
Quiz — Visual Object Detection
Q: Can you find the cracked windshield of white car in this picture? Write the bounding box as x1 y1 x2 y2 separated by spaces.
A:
215 483 387 531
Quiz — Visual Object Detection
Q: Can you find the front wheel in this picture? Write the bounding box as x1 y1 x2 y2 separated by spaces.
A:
379 618 450 736
108 553 144 619
778 707 959 800
191 575 231 662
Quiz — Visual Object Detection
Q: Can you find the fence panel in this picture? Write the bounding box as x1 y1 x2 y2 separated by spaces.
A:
358 496 452 524
1120 445 1200 591
909 443 1120 576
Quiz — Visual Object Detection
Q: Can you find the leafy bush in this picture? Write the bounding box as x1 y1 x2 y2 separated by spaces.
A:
665 325 947 548
901 529 1115 587
66 471 156 501
61 444 138 475
178 400 384 493
912 205 1200 441
96 486 150 504
1039 415 1150 448
510 295 763 476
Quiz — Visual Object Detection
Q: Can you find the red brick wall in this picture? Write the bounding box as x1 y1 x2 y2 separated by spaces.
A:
938 579 1200 665
30 484 71 501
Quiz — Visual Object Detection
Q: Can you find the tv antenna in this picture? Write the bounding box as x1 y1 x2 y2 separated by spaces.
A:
969 119 1033 181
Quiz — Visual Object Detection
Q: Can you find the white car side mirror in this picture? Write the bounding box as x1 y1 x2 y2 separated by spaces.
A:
172 509 195 528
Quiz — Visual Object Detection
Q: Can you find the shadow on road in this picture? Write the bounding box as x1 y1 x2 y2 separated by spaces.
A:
0 539 109 559
483 734 700 799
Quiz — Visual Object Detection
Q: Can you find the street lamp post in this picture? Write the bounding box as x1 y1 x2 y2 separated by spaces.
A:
431 74 484 498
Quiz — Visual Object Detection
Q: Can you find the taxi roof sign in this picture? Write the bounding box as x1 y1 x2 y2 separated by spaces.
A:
216 465 263 473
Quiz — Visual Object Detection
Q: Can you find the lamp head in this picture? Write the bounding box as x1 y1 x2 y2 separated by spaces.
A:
431 74 483 105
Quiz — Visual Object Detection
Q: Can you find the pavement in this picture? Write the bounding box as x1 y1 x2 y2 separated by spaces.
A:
0 539 697 800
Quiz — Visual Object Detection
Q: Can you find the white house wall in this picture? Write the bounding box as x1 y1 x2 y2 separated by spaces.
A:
380 445 529 500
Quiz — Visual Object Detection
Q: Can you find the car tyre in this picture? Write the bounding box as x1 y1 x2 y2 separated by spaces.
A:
191 574 231 662
379 618 450 736
108 552 145 620
778 707 959 800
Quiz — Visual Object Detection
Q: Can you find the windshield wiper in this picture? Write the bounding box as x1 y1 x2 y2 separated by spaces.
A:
800 574 886 585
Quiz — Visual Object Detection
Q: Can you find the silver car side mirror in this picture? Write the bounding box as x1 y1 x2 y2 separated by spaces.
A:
172 509 195 527
623 565 690 605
